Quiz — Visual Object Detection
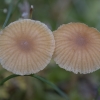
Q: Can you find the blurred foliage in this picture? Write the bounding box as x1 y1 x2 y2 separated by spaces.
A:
0 0 100 100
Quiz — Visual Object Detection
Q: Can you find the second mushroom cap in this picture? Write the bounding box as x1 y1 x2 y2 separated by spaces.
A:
53 23 100 74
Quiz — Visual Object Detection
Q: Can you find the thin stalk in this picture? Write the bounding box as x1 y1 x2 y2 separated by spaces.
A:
0 74 69 100
29 5 34 19
0 74 19 85
31 74 69 100
2 0 21 28
2 0 13 28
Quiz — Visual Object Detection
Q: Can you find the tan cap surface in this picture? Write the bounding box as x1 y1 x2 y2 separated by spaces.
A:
0 19 55 75
53 23 100 74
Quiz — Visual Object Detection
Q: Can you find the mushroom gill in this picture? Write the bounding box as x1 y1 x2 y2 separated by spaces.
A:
53 23 100 74
0 19 55 75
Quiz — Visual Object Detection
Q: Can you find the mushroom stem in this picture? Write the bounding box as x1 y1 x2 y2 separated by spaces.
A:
0 74 69 100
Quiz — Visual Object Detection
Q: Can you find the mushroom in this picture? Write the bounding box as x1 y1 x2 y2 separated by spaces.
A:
53 23 100 74
0 19 55 75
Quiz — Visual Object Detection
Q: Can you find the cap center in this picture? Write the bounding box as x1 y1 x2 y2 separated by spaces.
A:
19 40 31 51
75 36 87 46
16 37 33 52
21 40 29 47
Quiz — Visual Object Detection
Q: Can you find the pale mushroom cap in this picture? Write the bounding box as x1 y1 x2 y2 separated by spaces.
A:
0 19 55 75
53 23 100 74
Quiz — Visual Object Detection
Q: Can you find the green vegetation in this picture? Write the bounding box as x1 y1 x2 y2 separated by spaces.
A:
0 0 100 100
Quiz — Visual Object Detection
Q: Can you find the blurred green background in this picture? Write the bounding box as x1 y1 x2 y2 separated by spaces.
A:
0 0 100 100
